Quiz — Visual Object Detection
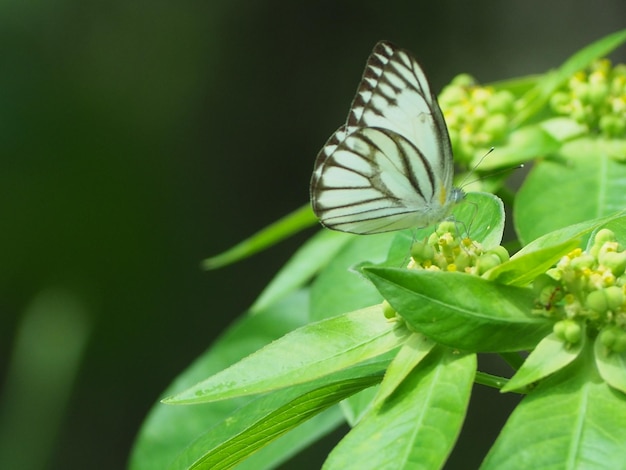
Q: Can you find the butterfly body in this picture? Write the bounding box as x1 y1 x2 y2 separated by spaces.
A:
311 41 463 234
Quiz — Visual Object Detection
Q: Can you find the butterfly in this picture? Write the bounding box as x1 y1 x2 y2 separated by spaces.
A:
310 41 464 234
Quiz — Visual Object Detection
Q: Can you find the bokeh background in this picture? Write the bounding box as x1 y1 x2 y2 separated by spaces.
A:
1 1 625 469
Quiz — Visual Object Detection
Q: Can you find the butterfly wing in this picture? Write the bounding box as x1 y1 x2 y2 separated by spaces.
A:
311 41 457 234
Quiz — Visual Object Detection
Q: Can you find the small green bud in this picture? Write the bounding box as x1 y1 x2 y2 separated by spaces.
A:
476 253 501 275
606 286 625 310
564 321 582 343
586 289 608 313
486 90 515 114
382 300 397 319
550 91 571 114
439 85 467 105
533 273 558 295
487 246 510 264
436 221 457 236
572 81 591 102
450 73 476 87
480 114 508 141
599 114 626 137
595 228 616 245
570 254 596 270
411 240 435 263
553 319 582 344
428 231 440 246
599 326 626 353
599 250 626 277
588 80 609 107
454 251 471 272
586 286 624 313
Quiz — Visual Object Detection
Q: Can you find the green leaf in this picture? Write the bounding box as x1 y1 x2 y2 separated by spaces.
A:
456 192 505 250
372 333 436 406
501 332 584 393
484 238 580 286
165 305 410 404
516 211 626 253
363 268 551 352
168 364 383 470
482 342 626 469
515 139 626 245
309 233 397 320
250 229 353 313
323 347 476 470
594 335 626 395
201 204 316 269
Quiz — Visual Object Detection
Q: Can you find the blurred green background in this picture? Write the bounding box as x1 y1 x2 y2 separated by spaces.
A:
0 1 624 469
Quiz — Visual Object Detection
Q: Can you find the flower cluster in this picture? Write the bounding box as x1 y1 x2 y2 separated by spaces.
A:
439 75 515 165
407 221 509 275
550 59 626 138
533 229 626 353
382 222 510 321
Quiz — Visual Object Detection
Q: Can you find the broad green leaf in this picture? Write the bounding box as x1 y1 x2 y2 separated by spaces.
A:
323 347 476 470
484 238 580 286
501 332 584 393
372 333 435 406
250 229 353 313
309 233 397 320
516 212 626 253
594 335 626 395
168 364 384 470
515 140 626 245
165 306 410 404
456 192 505 250
363 268 551 352
130 290 327 470
482 342 626 469
201 204 316 269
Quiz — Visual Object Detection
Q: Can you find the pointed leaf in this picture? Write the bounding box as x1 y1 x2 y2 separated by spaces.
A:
324 347 476 470
482 342 626 469
373 333 436 406
515 141 626 245
310 233 397 320
501 332 584 392
202 204 316 269
364 268 551 352
169 364 383 470
484 238 580 286
250 229 353 313
165 306 410 404
594 335 626 395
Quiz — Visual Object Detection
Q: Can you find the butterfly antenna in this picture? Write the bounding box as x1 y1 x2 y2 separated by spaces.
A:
458 147 494 188
463 162 525 187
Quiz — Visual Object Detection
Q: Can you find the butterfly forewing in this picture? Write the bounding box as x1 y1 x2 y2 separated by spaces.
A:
311 41 460 234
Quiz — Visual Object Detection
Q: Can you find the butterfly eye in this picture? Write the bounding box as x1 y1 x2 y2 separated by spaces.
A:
310 41 462 235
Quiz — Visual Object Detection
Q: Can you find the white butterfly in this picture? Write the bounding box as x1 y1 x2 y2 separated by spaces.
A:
310 41 464 234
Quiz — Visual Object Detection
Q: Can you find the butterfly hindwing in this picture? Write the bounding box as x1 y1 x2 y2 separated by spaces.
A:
311 41 460 234
313 127 443 233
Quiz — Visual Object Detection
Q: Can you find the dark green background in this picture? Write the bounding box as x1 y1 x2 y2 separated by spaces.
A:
0 1 624 469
